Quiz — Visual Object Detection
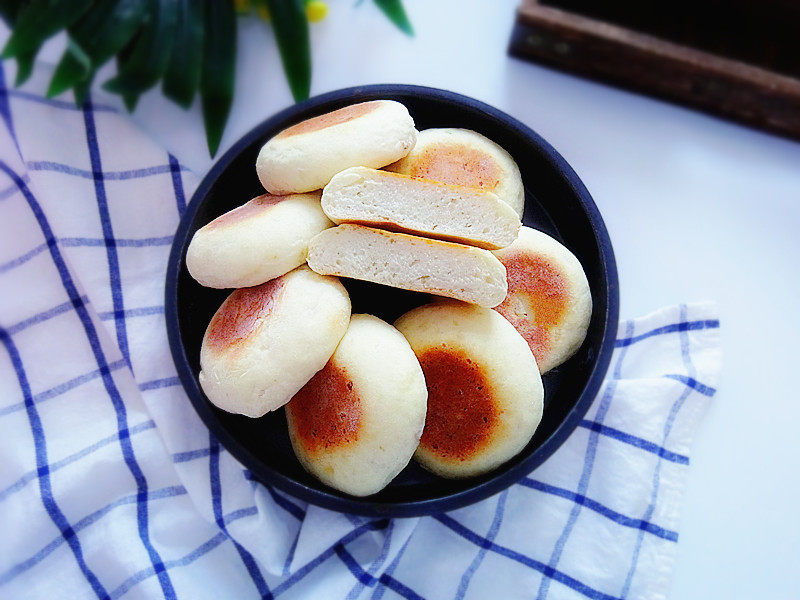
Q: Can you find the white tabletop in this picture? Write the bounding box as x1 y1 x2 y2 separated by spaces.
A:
70 1 800 596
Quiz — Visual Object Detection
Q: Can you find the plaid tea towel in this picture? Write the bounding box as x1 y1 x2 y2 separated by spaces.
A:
0 62 721 600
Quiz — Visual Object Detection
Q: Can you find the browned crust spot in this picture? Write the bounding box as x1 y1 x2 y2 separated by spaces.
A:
417 347 499 462
494 251 568 365
205 278 285 350
275 101 384 139
205 195 287 230
286 360 362 453
406 143 503 191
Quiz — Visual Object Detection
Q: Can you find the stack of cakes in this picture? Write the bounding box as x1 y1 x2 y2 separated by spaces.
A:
185 100 592 496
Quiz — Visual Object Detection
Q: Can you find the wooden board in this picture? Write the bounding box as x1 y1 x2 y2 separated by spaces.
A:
509 0 800 141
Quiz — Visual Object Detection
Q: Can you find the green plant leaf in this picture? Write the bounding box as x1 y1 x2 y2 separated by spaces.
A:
103 0 178 96
162 0 204 108
2 0 94 58
47 38 91 98
14 49 36 85
69 0 149 67
373 0 413 36
263 0 310 101
72 69 94 106
0 0 21 27
200 0 236 156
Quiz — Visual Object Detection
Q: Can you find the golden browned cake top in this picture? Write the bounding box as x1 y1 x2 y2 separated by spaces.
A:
205 278 285 351
408 143 502 192
417 346 499 461
205 194 287 230
495 252 568 363
287 360 362 453
275 101 384 139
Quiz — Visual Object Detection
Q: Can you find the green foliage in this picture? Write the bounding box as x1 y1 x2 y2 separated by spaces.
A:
1 0 413 156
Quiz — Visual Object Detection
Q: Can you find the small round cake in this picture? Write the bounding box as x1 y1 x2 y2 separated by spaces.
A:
285 314 428 496
394 301 543 478
186 192 332 289
257 100 417 194
493 226 592 374
387 128 525 217
199 266 351 417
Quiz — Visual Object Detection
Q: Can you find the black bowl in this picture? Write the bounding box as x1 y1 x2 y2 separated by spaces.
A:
166 85 619 518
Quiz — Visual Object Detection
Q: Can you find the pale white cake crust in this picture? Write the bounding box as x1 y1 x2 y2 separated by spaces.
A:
257 100 417 194
199 266 351 417
186 192 332 289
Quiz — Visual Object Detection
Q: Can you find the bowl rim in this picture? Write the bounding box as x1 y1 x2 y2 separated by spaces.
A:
165 84 620 518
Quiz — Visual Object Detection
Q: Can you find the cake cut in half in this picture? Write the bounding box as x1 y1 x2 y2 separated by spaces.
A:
321 167 520 250
307 224 508 308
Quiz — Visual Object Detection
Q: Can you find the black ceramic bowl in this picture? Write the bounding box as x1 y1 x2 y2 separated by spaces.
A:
166 85 619 518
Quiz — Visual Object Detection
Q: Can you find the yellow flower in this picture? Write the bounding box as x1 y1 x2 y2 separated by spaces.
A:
306 0 328 22
234 0 252 14
257 4 270 21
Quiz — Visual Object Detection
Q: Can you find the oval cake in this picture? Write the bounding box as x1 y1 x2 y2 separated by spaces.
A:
387 128 525 217
394 301 543 478
257 100 417 194
186 192 332 289
285 314 428 496
199 265 351 417
493 226 592 374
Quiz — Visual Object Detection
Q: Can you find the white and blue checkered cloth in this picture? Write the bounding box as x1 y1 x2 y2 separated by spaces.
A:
0 61 722 600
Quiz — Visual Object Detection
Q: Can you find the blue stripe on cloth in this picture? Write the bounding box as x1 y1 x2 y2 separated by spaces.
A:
620 305 716 596
455 490 508 600
379 574 426 600
0 161 175 598
98 305 164 321
664 374 716 397
138 377 180 391
535 320 635 600
209 434 273 598
0 358 128 417
0 420 156 503
6 296 88 335
243 470 307 521
271 520 390 597
169 154 187 214
223 506 258 525
615 319 719 348
105 504 256 600
172 448 211 463
370 522 416 600
335 544 375 585
0 485 186 587
60 236 174 247
0 326 109 597
82 102 131 369
345 521 395 599
436 514 621 600
519 479 678 541
578 420 690 465
26 160 190 181
7 89 117 113
0 177 26 201
0 242 47 274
